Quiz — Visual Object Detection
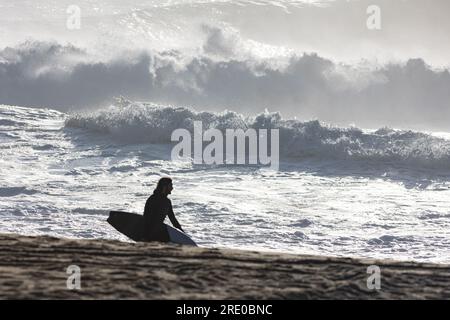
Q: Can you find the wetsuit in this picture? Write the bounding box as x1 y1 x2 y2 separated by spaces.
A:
143 193 182 242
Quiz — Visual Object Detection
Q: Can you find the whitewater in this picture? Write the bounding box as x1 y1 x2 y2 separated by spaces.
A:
1 102 450 263
1 0 450 263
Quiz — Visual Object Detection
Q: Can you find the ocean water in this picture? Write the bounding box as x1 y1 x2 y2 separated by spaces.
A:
1 103 450 263
1 0 450 263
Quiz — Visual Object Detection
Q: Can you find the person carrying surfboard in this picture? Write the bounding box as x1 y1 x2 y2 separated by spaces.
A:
143 177 184 242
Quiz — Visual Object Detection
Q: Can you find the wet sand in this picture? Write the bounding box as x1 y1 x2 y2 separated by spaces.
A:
0 233 449 299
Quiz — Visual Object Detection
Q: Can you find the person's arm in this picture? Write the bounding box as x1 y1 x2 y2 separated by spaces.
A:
167 201 184 232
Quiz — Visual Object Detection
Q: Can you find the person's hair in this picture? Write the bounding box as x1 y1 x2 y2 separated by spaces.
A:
153 177 172 195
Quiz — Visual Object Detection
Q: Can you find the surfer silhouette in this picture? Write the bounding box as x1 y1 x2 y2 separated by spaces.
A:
143 178 184 242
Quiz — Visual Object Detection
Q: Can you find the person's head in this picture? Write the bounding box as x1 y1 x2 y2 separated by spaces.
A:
154 177 173 196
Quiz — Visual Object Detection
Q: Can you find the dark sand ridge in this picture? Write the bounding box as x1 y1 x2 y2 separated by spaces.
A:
0 233 449 299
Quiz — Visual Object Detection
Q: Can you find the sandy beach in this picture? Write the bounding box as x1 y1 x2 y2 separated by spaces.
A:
0 233 449 300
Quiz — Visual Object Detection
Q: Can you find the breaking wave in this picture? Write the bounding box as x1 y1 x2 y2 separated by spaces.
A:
65 100 450 169
1 35 450 130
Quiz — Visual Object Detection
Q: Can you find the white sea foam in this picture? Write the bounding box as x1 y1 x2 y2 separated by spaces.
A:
2 104 450 263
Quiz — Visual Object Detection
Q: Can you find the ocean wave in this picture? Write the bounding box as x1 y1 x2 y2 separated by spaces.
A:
1 35 450 130
65 101 450 169
0 187 39 197
367 235 416 246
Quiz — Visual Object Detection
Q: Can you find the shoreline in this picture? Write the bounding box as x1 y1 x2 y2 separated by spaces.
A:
1 233 449 299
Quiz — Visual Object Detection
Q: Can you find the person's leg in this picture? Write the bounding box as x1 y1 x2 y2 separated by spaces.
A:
146 224 170 242
160 227 170 242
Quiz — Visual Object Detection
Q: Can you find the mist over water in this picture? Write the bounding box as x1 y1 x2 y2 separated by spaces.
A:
1 0 450 130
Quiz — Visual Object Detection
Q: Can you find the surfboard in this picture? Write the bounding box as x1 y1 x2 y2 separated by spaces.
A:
107 211 197 246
